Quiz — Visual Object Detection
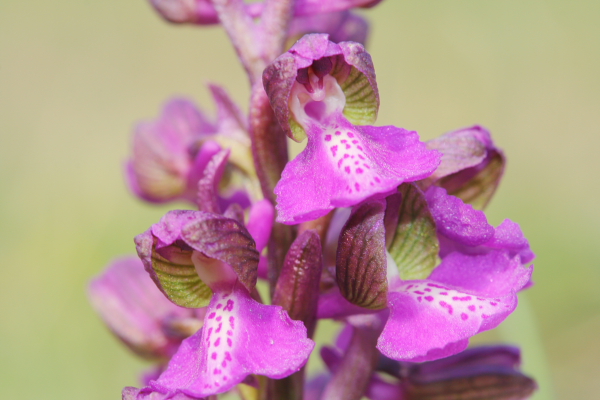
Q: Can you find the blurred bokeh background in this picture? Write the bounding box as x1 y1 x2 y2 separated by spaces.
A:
1 0 599 398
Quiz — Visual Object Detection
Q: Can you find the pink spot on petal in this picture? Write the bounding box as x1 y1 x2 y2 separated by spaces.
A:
406 285 414 290
356 168 363 174
452 296 472 301
358 154 365 160
335 131 341 136
211 352 217 360
345 144 351 149
439 301 453 315
216 323 222 333
216 304 223 310
216 316 222 322
344 153 350 159
425 296 434 302
331 145 338 157
374 176 380 182
224 300 234 311
424 288 432 292
461 313 469 320
345 166 351 174
490 302 498 306
414 291 425 295
227 338 233 347
341 139 347 143
214 368 221 375
439 292 448 296
214 338 221 347
352 140 358 144
227 330 233 336
347 132 355 138
468 305 476 312
355 183 360 192
222 361 227 367
482 314 490 319
208 312 216 319
225 352 232 361
417 296 422 302
229 316 235 328
325 135 332 141
357 146 363 151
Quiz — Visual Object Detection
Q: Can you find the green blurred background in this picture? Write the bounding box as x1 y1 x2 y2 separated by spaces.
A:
1 0 599 398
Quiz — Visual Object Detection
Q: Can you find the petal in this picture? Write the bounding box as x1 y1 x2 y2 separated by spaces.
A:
387 184 440 280
428 251 533 297
423 127 488 186
196 148 230 214
484 219 535 263
150 284 314 397
275 115 440 223
289 11 369 46
433 126 505 210
377 281 516 362
336 200 388 309
425 186 494 249
88 256 199 360
127 98 216 203
245 199 275 252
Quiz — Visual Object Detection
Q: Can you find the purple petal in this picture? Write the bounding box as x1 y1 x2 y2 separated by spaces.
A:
196 148 230 214
317 287 375 319
126 98 216 203
425 186 494 248
431 126 506 210
245 199 274 252
484 219 535 263
88 256 200 360
336 200 388 309
275 114 440 223
429 251 533 298
423 127 488 185
289 11 369 45
377 281 516 362
150 284 314 397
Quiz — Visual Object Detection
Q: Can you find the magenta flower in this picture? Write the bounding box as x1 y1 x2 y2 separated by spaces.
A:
88 256 203 361
126 85 253 205
263 34 440 224
126 209 313 398
148 0 382 25
326 184 533 362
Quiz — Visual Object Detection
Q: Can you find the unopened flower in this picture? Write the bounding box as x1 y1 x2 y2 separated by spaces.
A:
126 85 253 206
263 34 440 223
88 256 203 361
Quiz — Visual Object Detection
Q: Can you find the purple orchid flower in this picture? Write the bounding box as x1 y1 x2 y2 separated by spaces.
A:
126 209 313 398
322 184 533 362
126 85 253 206
88 256 203 362
263 34 440 224
148 0 382 25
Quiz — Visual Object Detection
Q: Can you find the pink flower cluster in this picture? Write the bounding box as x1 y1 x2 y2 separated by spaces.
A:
88 1 537 399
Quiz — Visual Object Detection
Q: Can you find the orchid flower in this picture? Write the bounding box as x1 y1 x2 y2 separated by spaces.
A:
263 34 440 224
88 256 203 362
126 85 254 206
124 208 313 398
